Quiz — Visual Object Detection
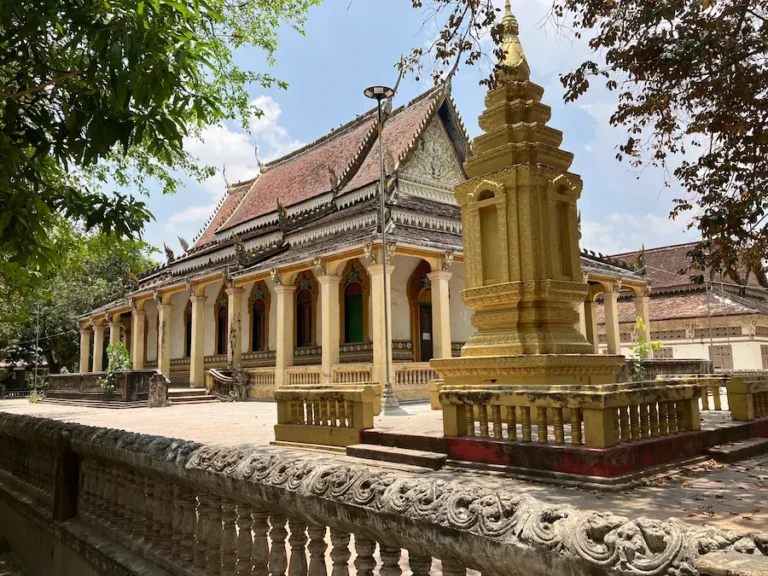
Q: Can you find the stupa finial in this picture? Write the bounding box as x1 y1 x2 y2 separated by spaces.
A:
498 0 530 81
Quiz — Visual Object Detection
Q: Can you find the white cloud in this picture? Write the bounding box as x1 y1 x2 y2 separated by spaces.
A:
582 212 695 255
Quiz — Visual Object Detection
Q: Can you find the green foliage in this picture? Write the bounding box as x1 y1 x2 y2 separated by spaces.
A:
97 343 131 395
1 0 318 277
28 390 40 404
0 222 157 373
629 317 663 382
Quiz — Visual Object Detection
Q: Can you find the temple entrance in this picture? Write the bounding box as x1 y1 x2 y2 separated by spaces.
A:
296 289 313 347
419 303 433 362
216 305 228 355
344 282 364 343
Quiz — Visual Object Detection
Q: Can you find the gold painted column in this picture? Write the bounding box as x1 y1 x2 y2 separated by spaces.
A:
583 301 600 354
319 274 341 383
274 284 296 387
603 290 621 355
634 294 651 341
189 288 207 387
92 322 106 372
157 296 173 379
131 303 146 370
369 263 394 388
226 286 245 368
108 314 122 348
428 270 453 359
79 326 92 373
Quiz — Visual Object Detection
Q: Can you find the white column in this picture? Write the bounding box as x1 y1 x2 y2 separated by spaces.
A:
226 287 245 368
319 275 341 383
369 264 394 388
157 300 172 379
275 285 296 388
603 291 621 355
634 295 651 342
79 327 92 373
427 270 452 359
92 323 106 372
583 301 599 353
189 292 207 387
131 307 146 370
108 314 122 348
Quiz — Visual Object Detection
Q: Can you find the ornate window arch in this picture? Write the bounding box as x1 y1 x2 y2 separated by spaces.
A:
339 259 370 344
213 285 229 356
293 270 318 348
407 260 434 362
248 280 271 352
183 300 192 358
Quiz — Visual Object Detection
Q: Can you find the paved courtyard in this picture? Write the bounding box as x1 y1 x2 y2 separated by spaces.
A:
1 399 767 535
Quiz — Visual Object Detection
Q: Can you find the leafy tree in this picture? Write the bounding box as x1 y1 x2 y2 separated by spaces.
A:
408 0 768 281
0 224 157 373
98 343 132 395
1 0 318 276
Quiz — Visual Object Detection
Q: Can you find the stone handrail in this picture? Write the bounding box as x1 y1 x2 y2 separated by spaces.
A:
331 363 373 384
0 412 766 576
726 375 768 421
247 367 276 394
440 380 701 448
394 362 439 386
285 366 321 386
663 375 728 412
274 385 376 447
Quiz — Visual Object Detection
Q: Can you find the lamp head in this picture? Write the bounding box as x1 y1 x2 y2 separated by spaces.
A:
364 86 394 101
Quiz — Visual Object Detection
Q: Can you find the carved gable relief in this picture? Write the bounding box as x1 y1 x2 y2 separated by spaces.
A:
400 116 463 188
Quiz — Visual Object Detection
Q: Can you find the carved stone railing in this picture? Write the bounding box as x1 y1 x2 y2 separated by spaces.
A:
665 375 728 412
204 369 247 402
394 362 438 400
440 380 702 448
246 367 276 398
332 363 372 384
285 366 321 386
47 370 156 403
0 412 765 576
727 375 768 421
274 385 377 447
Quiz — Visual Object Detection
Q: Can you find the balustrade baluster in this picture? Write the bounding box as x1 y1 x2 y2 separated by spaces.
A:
338 401 348 428
613 408 620 439
92 463 106 524
194 496 209 570
649 403 660 437
619 407 630 443
491 406 502 439
151 483 167 554
269 513 289 576
128 470 142 538
141 475 154 544
354 536 376 576
639 404 650 438
104 467 118 529
553 408 564 444
78 464 91 518
506 406 517 440
667 401 678 434
330 529 351 576
408 552 431 576
235 503 254 576
307 524 327 576
288 518 308 576
658 402 669 436
205 495 223 574
221 499 238 574
378 544 402 576
478 405 489 437
702 388 712 411
521 407 532 442
441 561 467 576
570 408 582 445
713 387 723 410
629 405 640 441
675 401 686 432
464 405 475 436
251 505 270 576
171 484 184 561
320 400 328 426
537 407 548 444
329 401 338 428
115 468 127 532
179 493 195 567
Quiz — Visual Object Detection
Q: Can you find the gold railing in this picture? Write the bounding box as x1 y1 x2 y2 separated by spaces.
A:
331 363 372 383
274 385 377 447
440 379 701 448
285 366 321 386
727 375 768 421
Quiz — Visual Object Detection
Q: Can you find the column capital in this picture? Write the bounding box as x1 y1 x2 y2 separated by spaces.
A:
133 309 147 318
159 302 173 312
190 294 207 304
92 322 105 333
317 274 341 285
80 325 92 334
427 270 453 283
274 284 297 295
368 264 394 276
225 286 245 296
633 294 651 303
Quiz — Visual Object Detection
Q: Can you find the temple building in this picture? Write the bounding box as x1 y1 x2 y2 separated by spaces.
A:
77 5 651 395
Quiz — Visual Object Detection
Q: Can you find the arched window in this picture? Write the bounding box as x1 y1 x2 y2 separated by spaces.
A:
214 286 228 356
249 281 271 352
293 271 318 349
408 260 434 362
339 259 370 344
184 301 193 358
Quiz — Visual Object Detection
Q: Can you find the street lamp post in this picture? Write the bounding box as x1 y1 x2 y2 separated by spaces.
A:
364 85 401 413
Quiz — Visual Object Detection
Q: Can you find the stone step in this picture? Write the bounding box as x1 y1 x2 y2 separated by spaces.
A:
37 398 148 409
168 388 209 398
169 395 217 404
346 444 447 470
705 438 768 463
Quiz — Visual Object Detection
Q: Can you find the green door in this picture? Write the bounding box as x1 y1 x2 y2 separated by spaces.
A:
345 291 364 343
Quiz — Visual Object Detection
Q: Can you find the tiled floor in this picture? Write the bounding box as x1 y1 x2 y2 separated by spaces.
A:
1 398 766 533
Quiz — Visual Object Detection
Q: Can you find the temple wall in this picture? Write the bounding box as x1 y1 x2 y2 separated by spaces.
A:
391 255 421 341
169 290 188 359
449 262 474 342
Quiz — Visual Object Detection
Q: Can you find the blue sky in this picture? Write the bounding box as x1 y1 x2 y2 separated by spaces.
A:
139 0 697 257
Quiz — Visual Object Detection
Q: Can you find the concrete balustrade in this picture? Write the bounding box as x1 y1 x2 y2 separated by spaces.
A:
440 380 701 448
0 413 766 576
331 363 373 384
727 375 768 421
285 366 322 386
247 366 276 398
274 385 376 447
394 362 439 400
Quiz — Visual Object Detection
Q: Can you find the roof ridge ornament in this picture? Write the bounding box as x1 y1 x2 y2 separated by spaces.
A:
498 0 530 82
255 144 265 173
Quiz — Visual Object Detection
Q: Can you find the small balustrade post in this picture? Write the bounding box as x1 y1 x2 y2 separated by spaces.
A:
479 405 489 437
675 401 686 432
180 493 196 567
491 406 503 439
658 402 669 436
713 387 723 410
288 518 308 576
338 401 348 428
95 463 109 524
235 503 254 576
521 407 532 442
667 401 678 434
252 505 270 576
702 387 712 411
505 406 517 440
354 536 376 576
408 552 431 576
171 484 184 562
115 468 128 532
269 513 289 576
639 404 650 439
464 405 474 436
152 483 167 554
307 524 328 576
194 496 209 570
329 400 338 428
553 408 564 444
537 407 548 444
330 529 351 576
205 495 223 574
613 408 620 439
142 475 155 544
629 405 640 441
649 403 660 437
570 408 582 445
619 406 630 443
221 499 239 574
378 544 402 576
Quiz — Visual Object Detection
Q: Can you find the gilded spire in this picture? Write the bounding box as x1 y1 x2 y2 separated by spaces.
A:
499 0 530 81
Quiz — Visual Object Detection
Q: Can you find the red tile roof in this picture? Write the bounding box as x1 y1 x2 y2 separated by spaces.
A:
611 242 698 289
192 181 251 248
